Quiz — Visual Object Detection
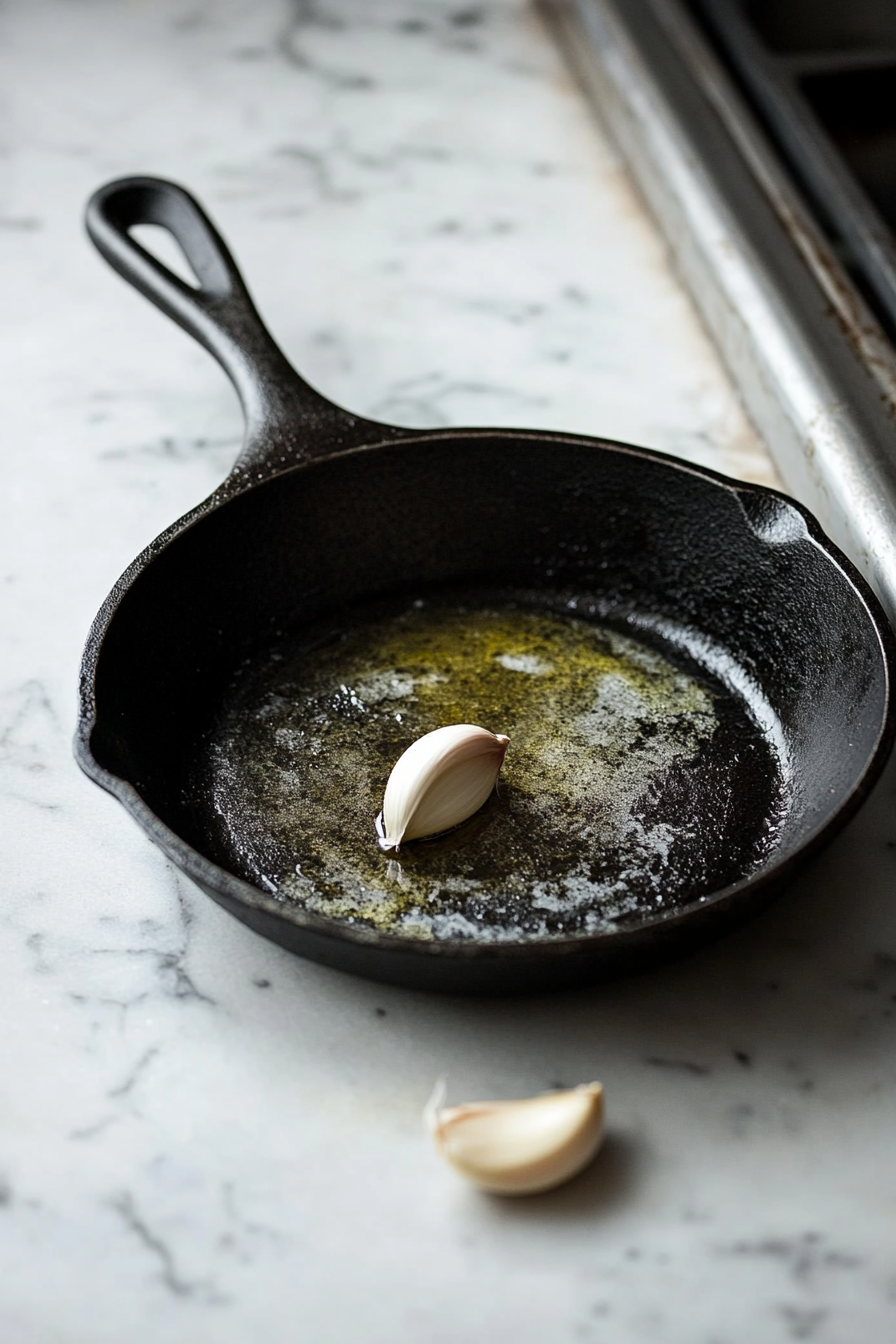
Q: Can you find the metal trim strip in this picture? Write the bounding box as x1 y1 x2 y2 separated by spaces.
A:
541 0 896 625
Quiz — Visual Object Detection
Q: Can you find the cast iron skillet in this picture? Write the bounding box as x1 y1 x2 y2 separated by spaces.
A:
76 175 896 994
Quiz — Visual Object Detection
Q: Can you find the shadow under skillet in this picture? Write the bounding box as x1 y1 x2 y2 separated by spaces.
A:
198 755 896 1233
421 751 896 1101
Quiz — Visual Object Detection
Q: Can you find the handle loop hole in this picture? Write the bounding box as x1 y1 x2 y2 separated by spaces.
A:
86 175 401 475
129 224 201 291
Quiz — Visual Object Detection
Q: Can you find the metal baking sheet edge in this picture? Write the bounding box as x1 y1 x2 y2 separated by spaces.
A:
540 0 896 628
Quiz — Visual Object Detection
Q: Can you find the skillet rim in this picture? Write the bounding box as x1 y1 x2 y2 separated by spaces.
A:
74 425 896 965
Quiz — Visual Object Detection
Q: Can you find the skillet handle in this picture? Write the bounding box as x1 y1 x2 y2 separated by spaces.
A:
86 176 395 477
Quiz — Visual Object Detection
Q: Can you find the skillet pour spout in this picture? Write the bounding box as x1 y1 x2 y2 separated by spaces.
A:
76 176 896 994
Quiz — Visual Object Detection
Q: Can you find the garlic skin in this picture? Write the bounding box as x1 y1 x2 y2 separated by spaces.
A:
426 1082 604 1195
380 724 510 850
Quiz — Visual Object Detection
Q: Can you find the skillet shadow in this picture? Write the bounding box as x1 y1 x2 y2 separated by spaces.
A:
363 757 896 1179
261 755 896 1224
482 749 896 1033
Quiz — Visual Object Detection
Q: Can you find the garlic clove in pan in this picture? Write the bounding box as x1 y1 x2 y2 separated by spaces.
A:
425 1081 604 1195
379 724 510 850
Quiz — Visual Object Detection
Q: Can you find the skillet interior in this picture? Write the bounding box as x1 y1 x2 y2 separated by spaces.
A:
202 585 787 940
86 431 891 982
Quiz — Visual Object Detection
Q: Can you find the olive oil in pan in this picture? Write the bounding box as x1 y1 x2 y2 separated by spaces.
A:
202 596 788 942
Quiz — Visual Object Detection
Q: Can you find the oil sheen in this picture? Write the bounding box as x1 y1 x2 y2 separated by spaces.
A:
203 594 787 942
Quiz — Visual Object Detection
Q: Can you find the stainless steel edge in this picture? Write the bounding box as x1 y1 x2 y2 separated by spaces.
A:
539 0 896 626
700 0 896 335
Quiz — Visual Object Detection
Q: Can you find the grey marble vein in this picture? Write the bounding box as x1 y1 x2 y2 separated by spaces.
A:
0 1 893 1342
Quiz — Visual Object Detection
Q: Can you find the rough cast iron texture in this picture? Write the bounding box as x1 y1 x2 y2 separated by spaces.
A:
76 177 896 994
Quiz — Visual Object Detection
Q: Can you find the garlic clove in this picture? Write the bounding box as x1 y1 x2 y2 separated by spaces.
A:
380 724 510 850
426 1082 604 1195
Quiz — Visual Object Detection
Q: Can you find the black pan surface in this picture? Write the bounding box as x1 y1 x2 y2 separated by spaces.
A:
76 177 896 993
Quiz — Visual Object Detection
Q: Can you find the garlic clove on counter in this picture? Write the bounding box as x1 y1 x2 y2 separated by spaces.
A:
426 1081 604 1195
379 724 510 850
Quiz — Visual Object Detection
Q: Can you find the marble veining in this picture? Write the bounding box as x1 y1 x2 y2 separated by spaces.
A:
0 1 894 1342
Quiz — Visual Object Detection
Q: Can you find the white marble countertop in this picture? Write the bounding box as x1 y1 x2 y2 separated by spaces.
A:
2 2 895 1341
